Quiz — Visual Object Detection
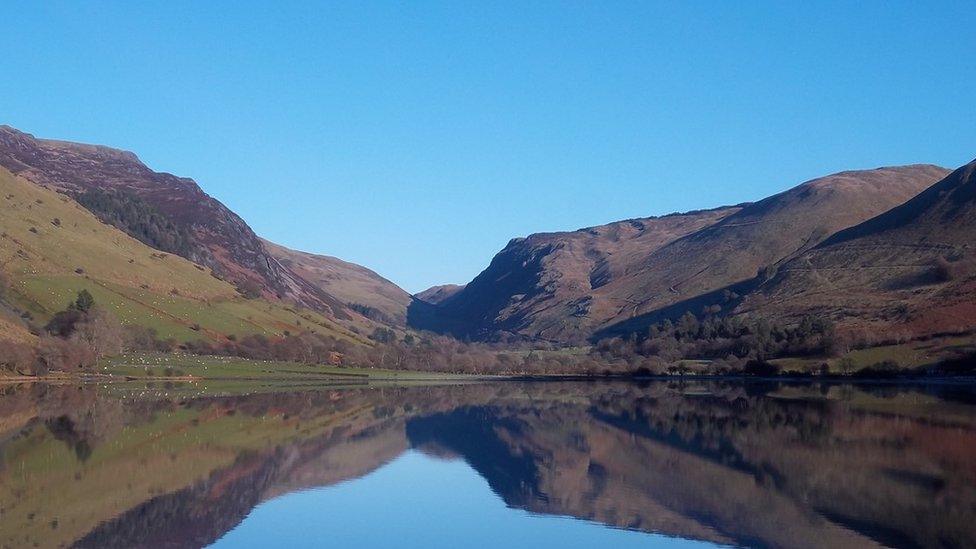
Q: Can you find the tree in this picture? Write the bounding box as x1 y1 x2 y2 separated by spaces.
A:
369 327 396 344
0 339 36 374
677 312 700 339
72 308 124 359
37 337 96 372
74 289 95 313
45 308 85 337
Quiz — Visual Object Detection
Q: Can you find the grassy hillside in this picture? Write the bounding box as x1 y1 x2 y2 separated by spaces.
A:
0 167 367 345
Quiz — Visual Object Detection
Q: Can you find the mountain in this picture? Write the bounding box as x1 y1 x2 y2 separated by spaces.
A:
0 125 347 317
414 284 464 305
262 239 412 326
418 165 949 343
737 159 976 338
0 165 362 343
409 206 742 342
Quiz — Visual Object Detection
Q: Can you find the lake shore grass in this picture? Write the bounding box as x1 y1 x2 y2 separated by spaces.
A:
0 353 476 384
3 349 975 385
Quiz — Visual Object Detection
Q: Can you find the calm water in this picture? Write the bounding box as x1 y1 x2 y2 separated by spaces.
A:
2 381 975 548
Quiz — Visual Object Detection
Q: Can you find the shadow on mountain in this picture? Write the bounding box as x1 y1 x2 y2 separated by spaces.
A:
593 277 759 341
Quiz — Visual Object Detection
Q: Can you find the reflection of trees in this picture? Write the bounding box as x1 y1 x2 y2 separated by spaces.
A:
1 382 976 548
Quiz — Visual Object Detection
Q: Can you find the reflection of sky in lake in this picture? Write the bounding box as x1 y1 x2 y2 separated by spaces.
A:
212 450 717 548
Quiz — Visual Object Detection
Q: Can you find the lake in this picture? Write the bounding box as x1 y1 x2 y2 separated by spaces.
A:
1 380 974 548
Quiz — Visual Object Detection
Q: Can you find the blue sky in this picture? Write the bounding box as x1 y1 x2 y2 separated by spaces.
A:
2 2 974 292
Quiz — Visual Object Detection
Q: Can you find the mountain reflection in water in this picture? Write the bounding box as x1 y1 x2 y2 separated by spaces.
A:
1 381 975 549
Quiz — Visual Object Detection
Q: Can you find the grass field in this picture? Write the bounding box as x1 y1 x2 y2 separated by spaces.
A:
97 353 469 382
769 332 976 374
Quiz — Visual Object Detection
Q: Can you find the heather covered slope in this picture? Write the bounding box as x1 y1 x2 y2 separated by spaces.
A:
739 159 976 337
419 164 948 343
0 166 362 344
262 239 412 326
0 125 348 318
411 206 743 342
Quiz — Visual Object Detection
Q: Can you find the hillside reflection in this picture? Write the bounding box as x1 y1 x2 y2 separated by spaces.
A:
1 380 975 548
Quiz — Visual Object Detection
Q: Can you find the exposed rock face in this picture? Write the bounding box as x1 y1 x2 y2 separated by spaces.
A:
416 164 949 342
0 125 348 317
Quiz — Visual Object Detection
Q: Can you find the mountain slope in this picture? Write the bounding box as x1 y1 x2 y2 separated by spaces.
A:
0 166 363 344
594 164 950 336
411 206 743 342
0 125 348 318
414 284 464 305
420 165 949 343
738 159 976 337
262 239 412 326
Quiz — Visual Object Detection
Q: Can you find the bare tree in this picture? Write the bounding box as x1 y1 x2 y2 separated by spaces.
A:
0 339 36 374
72 308 124 359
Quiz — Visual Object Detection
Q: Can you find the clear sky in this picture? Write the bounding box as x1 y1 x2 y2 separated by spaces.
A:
2 2 974 293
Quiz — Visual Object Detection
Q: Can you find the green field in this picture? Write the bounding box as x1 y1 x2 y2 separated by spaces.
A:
97 353 470 383
771 332 976 374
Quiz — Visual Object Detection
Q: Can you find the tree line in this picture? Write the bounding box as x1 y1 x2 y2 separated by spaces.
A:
0 290 124 375
74 188 197 258
4 288 961 378
591 312 840 374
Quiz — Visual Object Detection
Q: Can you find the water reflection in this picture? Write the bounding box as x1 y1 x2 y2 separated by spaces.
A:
1 381 975 548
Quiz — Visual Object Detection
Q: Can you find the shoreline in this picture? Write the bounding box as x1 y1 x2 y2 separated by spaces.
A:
3 371 976 385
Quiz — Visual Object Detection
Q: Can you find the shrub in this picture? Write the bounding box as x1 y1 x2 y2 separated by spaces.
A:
236 279 263 299
855 360 901 378
45 308 85 337
369 327 396 344
742 360 781 377
933 256 961 282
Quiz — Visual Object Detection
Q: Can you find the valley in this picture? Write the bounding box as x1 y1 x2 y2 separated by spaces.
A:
1 124 974 379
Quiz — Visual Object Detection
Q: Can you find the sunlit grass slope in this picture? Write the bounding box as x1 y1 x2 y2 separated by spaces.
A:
0 167 366 344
